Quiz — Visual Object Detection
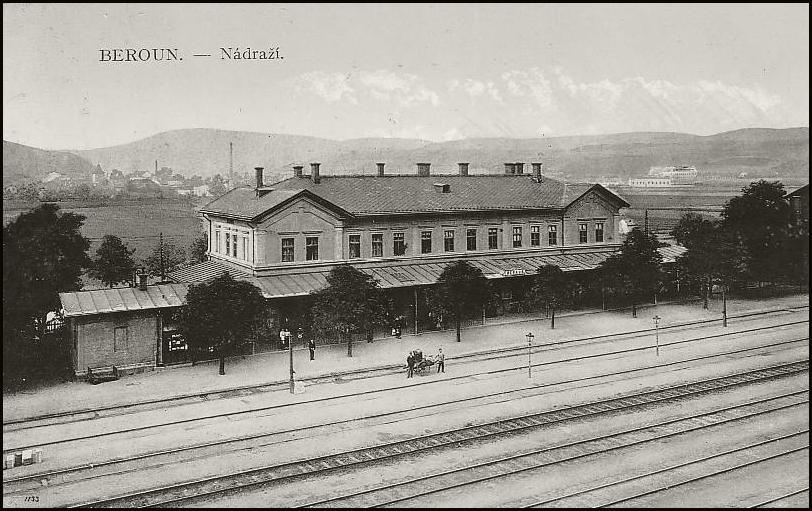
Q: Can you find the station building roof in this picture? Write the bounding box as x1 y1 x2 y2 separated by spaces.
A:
199 175 630 220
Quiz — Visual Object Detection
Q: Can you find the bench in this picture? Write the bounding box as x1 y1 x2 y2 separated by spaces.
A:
87 365 119 384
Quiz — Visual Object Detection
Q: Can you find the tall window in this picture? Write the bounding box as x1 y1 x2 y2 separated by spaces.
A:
114 326 128 352
531 225 540 246
444 230 455 252
393 232 406 256
215 229 221 254
349 234 361 258
421 231 432 254
512 226 522 248
548 225 557 246
232 233 238 257
579 223 588 244
306 236 319 260
466 228 477 251
595 222 604 242
372 233 383 257
488 228 498 249
242 235 249 261
281 238 294 262
225 231 231 255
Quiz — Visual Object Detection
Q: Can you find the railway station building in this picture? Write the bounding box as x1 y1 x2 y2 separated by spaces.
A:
59 162 685 377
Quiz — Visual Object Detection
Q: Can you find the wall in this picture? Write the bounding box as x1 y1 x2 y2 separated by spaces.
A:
74 311 158 374
210 186 622 267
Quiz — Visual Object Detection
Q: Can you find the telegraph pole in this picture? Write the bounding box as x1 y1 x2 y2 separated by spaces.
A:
159 232 165 282
526 332 534 379
289 333 295 394
652 315 661 356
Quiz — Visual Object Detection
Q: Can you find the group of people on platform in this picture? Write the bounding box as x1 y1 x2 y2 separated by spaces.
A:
279 326 316 361
406 347 445 378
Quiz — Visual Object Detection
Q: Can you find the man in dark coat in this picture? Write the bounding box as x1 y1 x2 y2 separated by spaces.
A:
406 351 415 378
308 338 316 361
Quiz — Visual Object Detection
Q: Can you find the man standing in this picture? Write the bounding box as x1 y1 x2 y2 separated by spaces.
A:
308 338 316 361
407 351 415 378
436 348 445 373
279 327 287 350
297 327 304 348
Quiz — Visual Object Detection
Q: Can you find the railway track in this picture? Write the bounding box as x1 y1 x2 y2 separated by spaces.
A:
4 304 807 431
306 404 809 508
67 360 808 508
2 333 808 493
748 487 809 508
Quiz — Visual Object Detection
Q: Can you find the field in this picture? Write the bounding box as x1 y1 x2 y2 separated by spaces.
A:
3 198 206 260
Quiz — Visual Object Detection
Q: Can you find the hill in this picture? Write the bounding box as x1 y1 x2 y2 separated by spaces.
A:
5 127 808 185
3 141 96 186
72 127 808 181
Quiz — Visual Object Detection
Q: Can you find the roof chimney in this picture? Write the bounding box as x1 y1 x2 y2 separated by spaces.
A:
137 272 148 291
532 162 543 182
310 163 321 184
293 165 303 178
417 163 431 176
515 162 525 175
376 162 385 177
458 162 469 176
504 163 515 175
255 167 264 188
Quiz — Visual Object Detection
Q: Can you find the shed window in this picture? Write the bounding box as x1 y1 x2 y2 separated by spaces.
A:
114 326 128 352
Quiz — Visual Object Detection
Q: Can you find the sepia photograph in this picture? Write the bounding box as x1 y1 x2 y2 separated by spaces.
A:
2 3 809 508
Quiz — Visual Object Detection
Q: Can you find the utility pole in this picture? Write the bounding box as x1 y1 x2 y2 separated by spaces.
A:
722 283 728 327
526 332 534 379
159 232 165 282
653 315 661 356
289 332 295 394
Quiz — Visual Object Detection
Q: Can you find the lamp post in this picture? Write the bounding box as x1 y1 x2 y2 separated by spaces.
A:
526 332 534 379
652 315 661 357
289 332 295 394
722 283 728 328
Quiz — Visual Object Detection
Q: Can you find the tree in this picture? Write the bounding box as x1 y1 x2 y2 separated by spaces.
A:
143 237 187 279
189 231 209 263
433 261 490 342
209 174 227 196
721 180 792 284
530 265 571 329
599 227 664 316
90 235 137 288
177 272 266 375
3 204 91 386
310 265 386 357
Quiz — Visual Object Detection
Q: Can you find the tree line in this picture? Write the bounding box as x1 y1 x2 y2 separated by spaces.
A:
4 180 807 384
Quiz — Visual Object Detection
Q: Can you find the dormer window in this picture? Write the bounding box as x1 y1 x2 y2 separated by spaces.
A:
433 183 450 193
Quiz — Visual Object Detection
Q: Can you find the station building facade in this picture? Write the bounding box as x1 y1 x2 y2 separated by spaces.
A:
60 161 684 376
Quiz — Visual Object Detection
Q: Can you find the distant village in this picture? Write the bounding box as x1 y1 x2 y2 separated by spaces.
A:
2 163 257 202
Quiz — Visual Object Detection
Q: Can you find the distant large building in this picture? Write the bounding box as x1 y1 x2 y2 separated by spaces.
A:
59 161 686 376
648 165 698 184
786 184 809 225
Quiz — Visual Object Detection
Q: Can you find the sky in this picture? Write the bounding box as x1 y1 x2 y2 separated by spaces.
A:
3 3 809 150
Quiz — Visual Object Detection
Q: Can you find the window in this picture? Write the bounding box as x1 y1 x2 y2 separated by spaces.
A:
372 233 383 257
281 238 295 262
242 235 249 261
512 226 522 248
466 228 477 251
215 229 221 254
393 232 406 256
306 236 319 260
548 225 557 246
225 231 231 255
579 223 588 244
488 228 498 249
114 326 128 352
444 230 455 252
531 225 540 246
595 222 604 242
232 233 238 257
349 234 361 259
421 231 432 254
